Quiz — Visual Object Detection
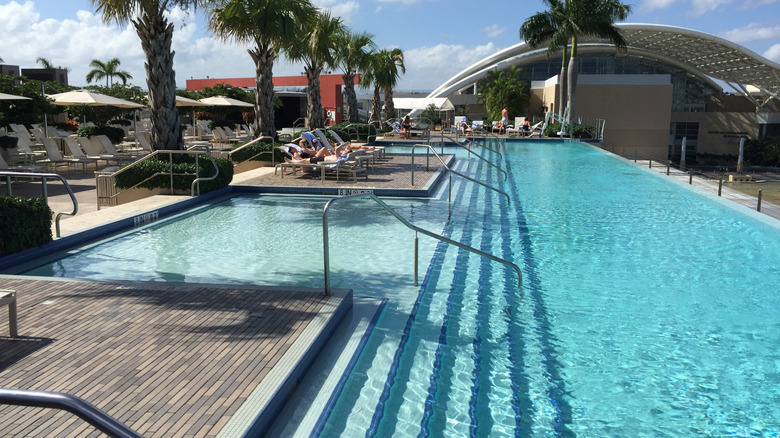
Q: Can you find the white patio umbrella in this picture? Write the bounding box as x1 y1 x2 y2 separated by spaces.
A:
49 89 144 108
0 92 32 101
198 96 253 107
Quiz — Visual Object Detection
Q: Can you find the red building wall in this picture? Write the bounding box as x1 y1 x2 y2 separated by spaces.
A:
185 74 358 124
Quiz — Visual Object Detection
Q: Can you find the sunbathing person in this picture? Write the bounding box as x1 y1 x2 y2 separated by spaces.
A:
296 139 330 158
285 144 349 164
322 135 377 151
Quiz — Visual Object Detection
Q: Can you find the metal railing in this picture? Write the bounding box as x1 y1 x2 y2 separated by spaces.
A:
227 136 277 167
434 132 504 161
1 171 78 238
411 144 510 206
0 388 143 438
322 193 522 296
429 135 507 180
344 123 378 143
95 150 219 210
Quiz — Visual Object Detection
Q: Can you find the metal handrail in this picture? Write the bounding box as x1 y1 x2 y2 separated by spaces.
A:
95 150 219 209
429 135 507 181
1 171 78 238
345 123 377 143
462 128 505 156
0 388 143 438
435 132 505 161
322 193 522 296
410 144 511 206
227 136 277 167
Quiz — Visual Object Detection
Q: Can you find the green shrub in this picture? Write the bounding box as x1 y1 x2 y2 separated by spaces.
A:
114 156 233 194
543 121 596 139
77 125 125 144
745 136 780 167
329 128 351 142
0 196 52 256
230 141 281 163
110 119 132 126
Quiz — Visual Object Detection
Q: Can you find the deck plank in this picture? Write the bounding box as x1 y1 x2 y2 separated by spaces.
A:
0 278 346 437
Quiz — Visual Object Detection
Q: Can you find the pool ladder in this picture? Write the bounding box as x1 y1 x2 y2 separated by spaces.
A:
322 193 522 296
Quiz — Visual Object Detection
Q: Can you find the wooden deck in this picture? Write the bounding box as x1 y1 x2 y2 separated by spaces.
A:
0 278 349 437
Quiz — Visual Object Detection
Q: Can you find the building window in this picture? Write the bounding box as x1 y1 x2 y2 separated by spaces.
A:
669 122 699 161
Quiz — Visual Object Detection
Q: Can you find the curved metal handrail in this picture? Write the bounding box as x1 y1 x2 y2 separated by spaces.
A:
1 171 78 238
345 123 378 143
227 136 276 167
410 144 511 205
432 135 508 177
0 388 143 438
322 193 522 296
95 150 219 208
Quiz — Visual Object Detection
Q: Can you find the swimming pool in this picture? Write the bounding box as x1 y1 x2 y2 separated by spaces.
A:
24 140 780 436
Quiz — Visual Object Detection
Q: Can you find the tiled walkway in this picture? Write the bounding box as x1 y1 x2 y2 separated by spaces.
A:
0 278 349 437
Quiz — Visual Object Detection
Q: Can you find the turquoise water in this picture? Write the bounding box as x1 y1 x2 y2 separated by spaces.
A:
26 141 780 436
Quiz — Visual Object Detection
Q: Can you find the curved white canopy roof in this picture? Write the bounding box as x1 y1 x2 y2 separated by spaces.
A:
426 23 780 103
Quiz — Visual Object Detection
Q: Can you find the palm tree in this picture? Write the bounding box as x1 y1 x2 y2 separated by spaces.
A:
520 0 630 130
334 29 375 123
375 48 405 121
208 0 316 138
478 66 529 121
286 10 344 129
359 52 382 128
35 57 71 71
91 0 196 151
86 58 134 87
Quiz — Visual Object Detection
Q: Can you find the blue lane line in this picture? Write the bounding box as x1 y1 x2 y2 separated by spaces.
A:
365 173 471 437
500 142 572 435
418 159 485 437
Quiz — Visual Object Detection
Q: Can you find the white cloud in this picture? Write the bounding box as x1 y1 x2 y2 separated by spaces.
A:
690 0 734 16
637 0 677 13
721 23 780 43
376 0 424 4
399 43 497 91
313 0 361 24
483 25 505 38
764 43 780 62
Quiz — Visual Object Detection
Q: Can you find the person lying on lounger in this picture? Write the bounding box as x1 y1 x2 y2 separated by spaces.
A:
285 144 349 164
321 135 377 151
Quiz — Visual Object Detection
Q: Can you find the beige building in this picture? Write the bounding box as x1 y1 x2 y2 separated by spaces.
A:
424 23 780 164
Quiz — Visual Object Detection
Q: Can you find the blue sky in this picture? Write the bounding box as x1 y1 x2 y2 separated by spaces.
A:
1 0 778 92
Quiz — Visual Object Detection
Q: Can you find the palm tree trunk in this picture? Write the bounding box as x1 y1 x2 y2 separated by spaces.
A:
558 47 568 118
305 66 323 129
133 13 183 151
369 87 381 128
249 47 276 138
342 73 358 123
566 42 579 137
382 87 395 121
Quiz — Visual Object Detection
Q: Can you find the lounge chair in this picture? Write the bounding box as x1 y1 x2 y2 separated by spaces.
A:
92 135 143 160
322 151 368 182
527 121 545 138
134 132 155 153
328 128 385 159
0 152 44 172
13 136 47 161
506 117 526 137
40 137 88 171
222 126 250 142
62 137 100 170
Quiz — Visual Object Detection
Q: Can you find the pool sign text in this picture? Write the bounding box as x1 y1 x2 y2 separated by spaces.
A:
134 211 160 227
338 189 374 196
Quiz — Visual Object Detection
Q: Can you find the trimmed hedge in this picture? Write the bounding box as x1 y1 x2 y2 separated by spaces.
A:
114 156 233 193
77 126 126 144
0 196 52 256
230 141 283 163
543 121 596 139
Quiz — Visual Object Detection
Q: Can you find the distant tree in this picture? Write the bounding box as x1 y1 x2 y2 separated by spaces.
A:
478 66 529 122
520 0 630 129
375 48 405 121
334 29 376 123
286 10 344 129
208 0 316 137
0 74 58 127
92 0 198 151
86 58 133 87
36 57 71 71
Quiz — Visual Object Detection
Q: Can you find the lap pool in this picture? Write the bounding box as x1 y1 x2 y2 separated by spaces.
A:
20 140 780 436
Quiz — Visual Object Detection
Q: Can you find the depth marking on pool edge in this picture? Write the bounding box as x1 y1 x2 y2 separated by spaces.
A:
133 210 160 227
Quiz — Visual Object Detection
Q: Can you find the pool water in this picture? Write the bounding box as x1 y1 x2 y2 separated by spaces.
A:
26 141 780 437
